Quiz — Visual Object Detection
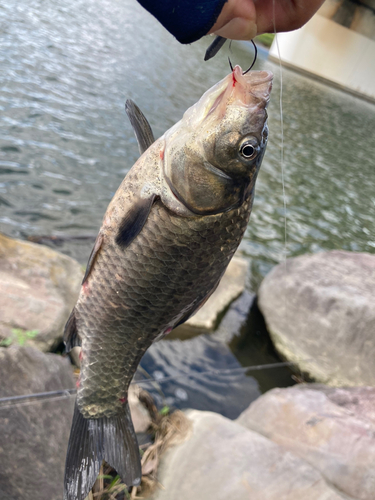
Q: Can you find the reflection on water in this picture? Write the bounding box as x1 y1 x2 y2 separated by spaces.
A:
1 0 374 413
139 293 296 417
139 335 261 419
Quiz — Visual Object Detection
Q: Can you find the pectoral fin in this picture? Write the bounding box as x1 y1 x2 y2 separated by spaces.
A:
115 193 157 249
125 99 155 155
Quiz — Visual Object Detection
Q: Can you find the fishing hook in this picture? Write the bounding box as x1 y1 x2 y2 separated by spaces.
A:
228 39 258 75
205 36 258 74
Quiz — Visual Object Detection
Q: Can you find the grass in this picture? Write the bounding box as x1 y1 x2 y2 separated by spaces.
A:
0 328 39 347
255 33 275 48
87 468 132 500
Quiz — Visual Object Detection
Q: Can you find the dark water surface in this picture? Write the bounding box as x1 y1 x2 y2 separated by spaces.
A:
1 0 374 414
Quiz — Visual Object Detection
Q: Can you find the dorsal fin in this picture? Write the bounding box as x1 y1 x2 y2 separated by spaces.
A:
125 99 155 155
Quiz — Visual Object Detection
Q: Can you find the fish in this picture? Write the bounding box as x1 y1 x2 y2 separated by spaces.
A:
63 65 273 500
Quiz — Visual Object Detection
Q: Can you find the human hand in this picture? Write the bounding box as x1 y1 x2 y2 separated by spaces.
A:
208 0 326 40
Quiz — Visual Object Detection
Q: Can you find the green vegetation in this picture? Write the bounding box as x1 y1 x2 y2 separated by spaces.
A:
159 405 170 416
94 474 130 499
255 33 275 48
0 328 38 347
89 467 132 500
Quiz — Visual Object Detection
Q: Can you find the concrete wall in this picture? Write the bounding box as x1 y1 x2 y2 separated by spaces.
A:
269 14 375 102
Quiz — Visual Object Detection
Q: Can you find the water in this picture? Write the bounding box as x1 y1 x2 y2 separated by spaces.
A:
1 0 374 414
1 0 374 283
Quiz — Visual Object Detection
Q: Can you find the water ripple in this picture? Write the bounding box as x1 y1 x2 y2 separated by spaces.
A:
0 0 374 293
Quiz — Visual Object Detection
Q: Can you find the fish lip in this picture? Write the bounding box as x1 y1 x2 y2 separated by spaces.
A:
233 67 273 105
243 69 273 85
179 69 273 132
205 68 273 118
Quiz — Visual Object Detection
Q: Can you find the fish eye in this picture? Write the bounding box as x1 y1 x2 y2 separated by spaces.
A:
239 141 257 160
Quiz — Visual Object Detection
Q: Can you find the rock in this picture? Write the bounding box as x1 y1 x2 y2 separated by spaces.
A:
211 289 255 344
0 233 82 351
257 251 375 386
237 384 375 500
128 385 152 433
149 409 347 500
173 256 248 336
0 346 75 500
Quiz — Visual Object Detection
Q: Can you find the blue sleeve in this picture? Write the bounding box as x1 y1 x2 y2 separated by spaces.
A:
137 0 228 44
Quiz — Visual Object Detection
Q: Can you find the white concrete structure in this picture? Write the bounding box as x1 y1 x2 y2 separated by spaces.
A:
269 13 375 102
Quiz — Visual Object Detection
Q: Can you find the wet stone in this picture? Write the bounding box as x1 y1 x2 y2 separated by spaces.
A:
237 384 375 500
257 251 375 386
0 346 75 500
148 409 348 500
0 233 82 352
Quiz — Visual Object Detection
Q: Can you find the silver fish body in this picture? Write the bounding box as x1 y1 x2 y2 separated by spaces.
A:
64 66 272 500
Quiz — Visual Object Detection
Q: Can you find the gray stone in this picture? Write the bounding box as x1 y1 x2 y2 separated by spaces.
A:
257 251 375 386
128 385 152 433
0 346 76 500
173 256 248 336
211 289 254 343
0 233 82 351
237 384 375 500
0 348 150 500
149 409 347 500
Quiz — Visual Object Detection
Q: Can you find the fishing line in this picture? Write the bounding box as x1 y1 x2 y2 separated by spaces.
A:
272 0 289 340
0 359 306 409
273 0 287 253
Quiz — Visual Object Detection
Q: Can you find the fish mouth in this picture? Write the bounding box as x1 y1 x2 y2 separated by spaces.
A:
184 67 273 128
209 66 273 113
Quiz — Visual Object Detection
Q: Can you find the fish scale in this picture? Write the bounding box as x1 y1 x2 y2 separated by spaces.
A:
76 196 251 419
63 67 272 500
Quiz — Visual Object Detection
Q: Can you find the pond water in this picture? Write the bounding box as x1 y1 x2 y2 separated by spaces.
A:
1 0 374 415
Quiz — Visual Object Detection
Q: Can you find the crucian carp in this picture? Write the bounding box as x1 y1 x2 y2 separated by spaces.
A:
64 65 273 500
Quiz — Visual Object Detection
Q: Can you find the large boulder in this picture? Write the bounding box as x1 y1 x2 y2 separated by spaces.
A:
237 384 375 500
149 409 348 500
0 233 82 351
257 251 375 386
0 346 76 500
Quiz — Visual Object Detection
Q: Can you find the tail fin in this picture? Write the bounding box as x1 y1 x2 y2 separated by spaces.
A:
64 402 141 500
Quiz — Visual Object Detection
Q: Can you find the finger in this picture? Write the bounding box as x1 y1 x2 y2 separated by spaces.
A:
212 17 257 40
208 0 256 34
255 0 326 34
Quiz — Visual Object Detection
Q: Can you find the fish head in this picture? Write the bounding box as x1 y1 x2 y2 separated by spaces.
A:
163 66 273 215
